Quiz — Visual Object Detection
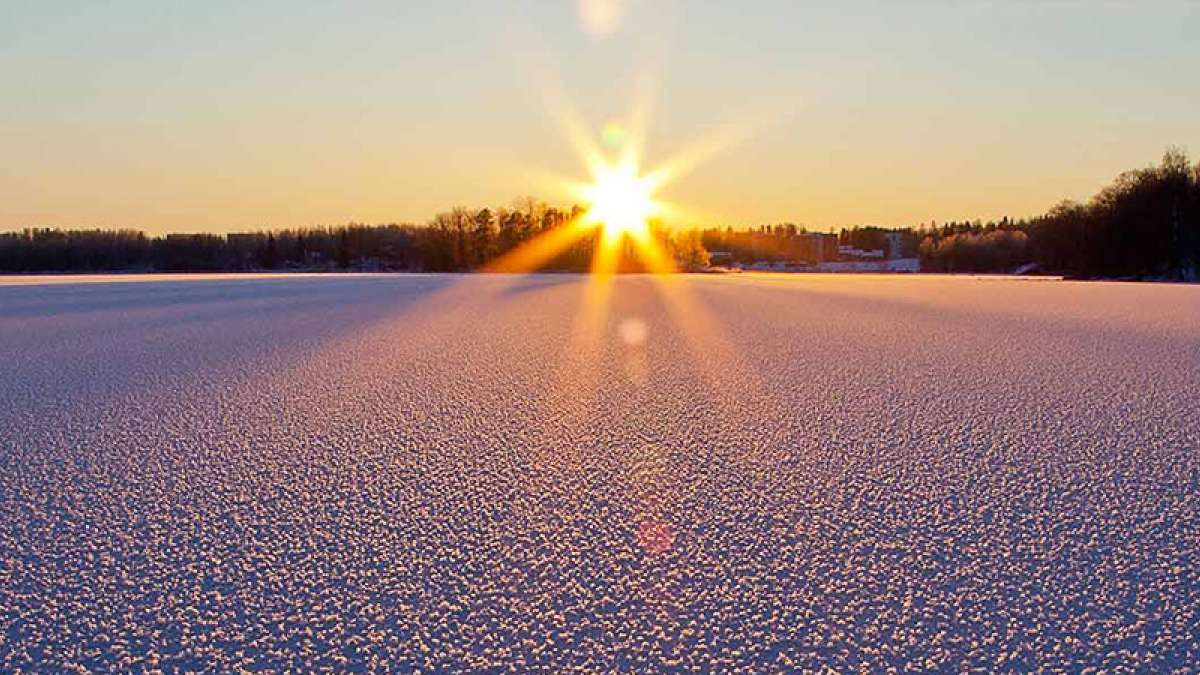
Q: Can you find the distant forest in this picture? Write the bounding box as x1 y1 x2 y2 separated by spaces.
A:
2 150 1198 279
0 201 709 274
915 149 1199 279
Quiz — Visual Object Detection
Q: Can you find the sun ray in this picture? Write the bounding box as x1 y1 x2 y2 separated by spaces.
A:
642 107 784 190
551 99 609 179
482 218 593 273
640 272 789 463
628 227 676 275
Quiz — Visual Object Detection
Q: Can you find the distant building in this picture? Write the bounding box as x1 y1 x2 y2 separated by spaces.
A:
884 231 905 259
816 258 919 273
797 233 838 262
838 245 884 260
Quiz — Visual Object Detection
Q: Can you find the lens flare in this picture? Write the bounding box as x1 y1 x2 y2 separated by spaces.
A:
617 317 648 346
602 121 628 149
578 0 625 37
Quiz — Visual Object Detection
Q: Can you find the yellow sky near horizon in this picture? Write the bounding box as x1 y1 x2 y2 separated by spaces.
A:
1 1 1197 234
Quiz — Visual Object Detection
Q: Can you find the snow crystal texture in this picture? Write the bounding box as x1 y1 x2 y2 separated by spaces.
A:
1 273 1198 671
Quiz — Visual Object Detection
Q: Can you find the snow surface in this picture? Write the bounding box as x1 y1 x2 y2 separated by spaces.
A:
1 273 1198 671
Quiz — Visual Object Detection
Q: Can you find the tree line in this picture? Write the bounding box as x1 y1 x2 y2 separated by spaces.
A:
0 200 710 274
699 224 921 264
918 149 1199 278
2 150 1197 278
697 149 1198 278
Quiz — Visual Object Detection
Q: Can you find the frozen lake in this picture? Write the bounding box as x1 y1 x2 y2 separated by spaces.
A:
1 273 1198 670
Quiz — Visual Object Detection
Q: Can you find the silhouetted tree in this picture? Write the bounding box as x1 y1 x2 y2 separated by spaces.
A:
261 233 279 269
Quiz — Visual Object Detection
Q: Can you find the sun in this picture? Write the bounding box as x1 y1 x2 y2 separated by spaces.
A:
581 158 659 242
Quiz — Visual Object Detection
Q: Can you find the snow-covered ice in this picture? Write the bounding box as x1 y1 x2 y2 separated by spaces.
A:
1 273 1198 671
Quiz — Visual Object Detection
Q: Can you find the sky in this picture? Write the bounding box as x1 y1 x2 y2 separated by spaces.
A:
2 0 1198 233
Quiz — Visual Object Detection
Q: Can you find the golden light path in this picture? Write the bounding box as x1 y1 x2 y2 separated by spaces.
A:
472 92 796 571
